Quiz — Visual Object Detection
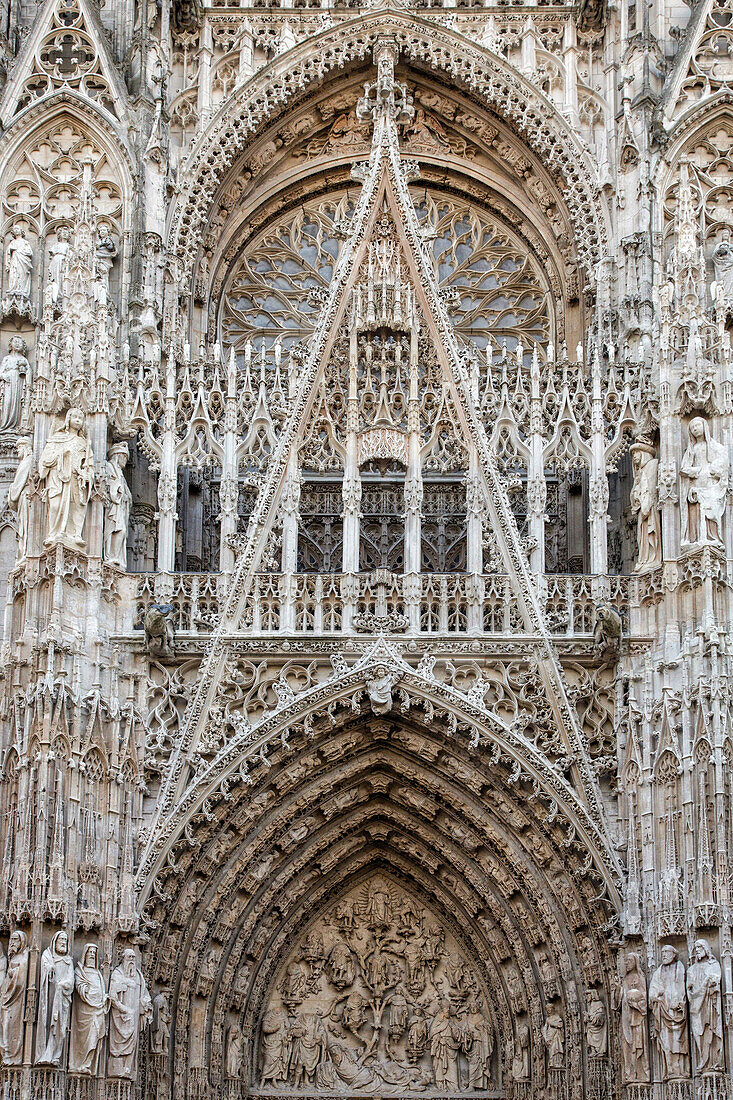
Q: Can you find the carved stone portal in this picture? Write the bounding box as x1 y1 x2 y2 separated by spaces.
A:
256 878 497 1094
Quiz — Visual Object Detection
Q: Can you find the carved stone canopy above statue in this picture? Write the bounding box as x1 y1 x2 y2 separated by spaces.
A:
255 877 497 1095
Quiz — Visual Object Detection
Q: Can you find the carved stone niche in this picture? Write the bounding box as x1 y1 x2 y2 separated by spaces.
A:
254 877 499 1096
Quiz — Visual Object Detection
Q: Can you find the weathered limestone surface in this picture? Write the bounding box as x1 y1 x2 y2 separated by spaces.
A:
0 0 730 1098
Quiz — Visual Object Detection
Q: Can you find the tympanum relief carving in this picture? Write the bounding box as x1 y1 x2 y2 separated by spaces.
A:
256 879 496 1095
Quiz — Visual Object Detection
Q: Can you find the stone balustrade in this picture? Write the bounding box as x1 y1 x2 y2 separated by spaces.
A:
132 571 631 638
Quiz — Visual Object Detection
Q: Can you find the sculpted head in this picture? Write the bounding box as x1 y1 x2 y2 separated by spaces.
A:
689 417 706 441
83 944 98 967
16 437 31 459
661 944 677 965
692 939 711 963
8 336 27 355
122 948 137 974
54 930 69 955
66 408 85 434
8 930 25 955
109 442 129 468
625 952 640 974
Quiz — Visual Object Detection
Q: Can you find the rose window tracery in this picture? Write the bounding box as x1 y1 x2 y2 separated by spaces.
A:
219 190 552 362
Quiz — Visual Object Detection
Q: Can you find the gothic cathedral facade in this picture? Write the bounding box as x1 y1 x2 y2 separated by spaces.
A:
0 0 729 1097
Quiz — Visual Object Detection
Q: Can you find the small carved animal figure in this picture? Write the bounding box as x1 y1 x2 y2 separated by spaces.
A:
144 604 176 658
593 605 622 665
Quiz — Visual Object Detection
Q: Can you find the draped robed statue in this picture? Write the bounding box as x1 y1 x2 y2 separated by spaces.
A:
38 408 94 549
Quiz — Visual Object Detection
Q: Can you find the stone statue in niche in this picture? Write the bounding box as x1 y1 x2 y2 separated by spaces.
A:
679 417 729 548
686 939 723 1074
70 943 107 1074
95 226 118 305
258 879 495 1092
36 929 74 1065
8 436 34 559
712 229 733 307
542 1011 564 1069
0 930 29 1065
585 992 607 1057
649 945 689 1080
225 1025 243 1080
617 953 649 1084
38 408 94 549
511 1023 530 1081
47 226 71 306
107 949 152 1079
151 990 171 1056
104 442 132 568
630 442 661 570
0 336 29 433
4 225 33 304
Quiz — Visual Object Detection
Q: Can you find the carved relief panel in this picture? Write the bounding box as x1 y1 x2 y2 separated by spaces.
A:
255 878 497 1095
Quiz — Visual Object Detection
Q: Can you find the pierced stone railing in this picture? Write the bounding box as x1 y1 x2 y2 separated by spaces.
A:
132 571 630 638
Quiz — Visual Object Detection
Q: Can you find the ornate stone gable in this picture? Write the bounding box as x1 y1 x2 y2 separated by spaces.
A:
0 1 730 1099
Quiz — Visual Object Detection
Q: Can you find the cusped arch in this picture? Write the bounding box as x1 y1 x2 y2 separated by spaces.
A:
167 8 609 288
144 708 617 1097
0 93 135 185
138 651 623 909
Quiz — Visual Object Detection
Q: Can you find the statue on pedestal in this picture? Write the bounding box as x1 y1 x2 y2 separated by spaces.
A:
0 931 29 1065
630 442 661 570
108 949 152 1079
38 408 94 549
47 226 71 306
104 442 132 569
686 939 723 1075
649 945 689 1080
36 930 74 1066
8 437 34 559
70 943 107 1074
4 226 33 305
0 337 29 432
680 417 729 547
617 953 649 1084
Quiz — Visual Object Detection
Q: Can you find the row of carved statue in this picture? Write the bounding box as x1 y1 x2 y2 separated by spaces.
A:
2 223 117 313
618 942 723 1083
631 416 729 571
0 932 154 1078
7 406 726 579
7 407 131 567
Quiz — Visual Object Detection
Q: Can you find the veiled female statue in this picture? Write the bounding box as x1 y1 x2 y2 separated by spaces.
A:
36 930 74 1065
680 417 729 547
0 931 29 1065
70 944 107 1074
38 408 94 548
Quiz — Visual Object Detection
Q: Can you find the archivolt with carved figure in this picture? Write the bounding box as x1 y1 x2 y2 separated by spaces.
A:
0 1 731 1100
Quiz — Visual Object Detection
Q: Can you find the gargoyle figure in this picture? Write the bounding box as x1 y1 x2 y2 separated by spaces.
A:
593 605 622 665
144 604 176 658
